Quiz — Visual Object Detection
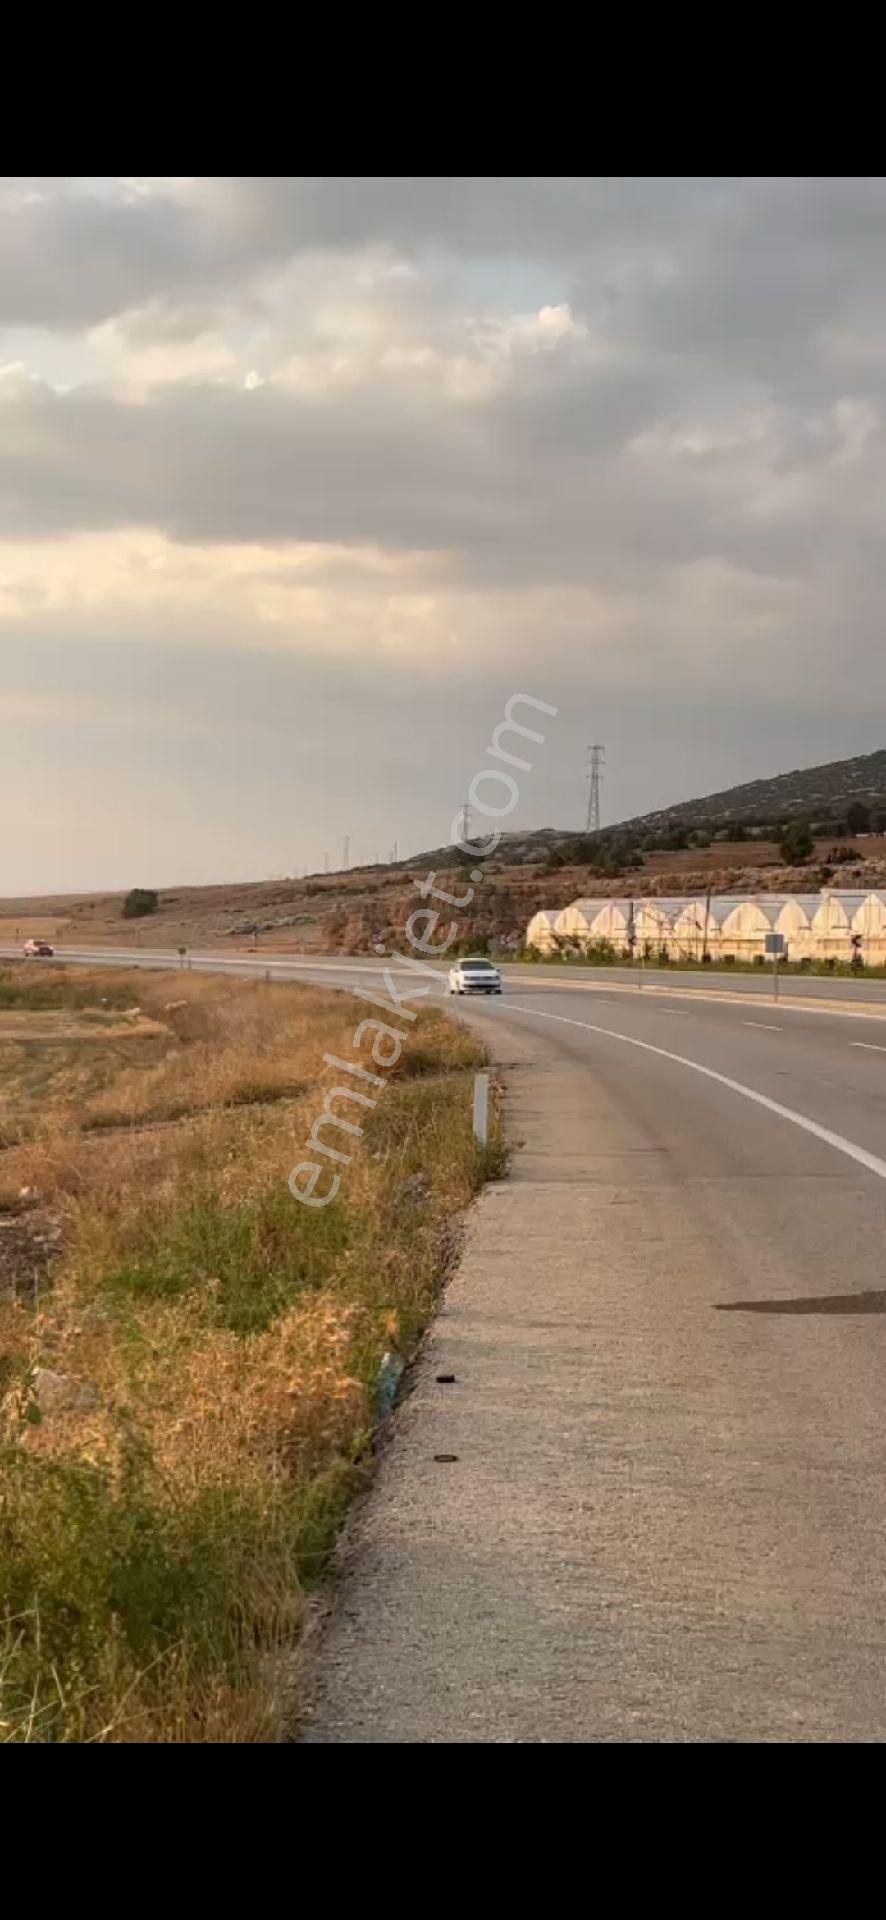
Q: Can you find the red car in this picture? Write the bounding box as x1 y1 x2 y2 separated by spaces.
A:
23 938 54 957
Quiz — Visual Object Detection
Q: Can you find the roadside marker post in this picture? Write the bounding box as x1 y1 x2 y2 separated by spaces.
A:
765 932 786 1002
473 1072 489 1147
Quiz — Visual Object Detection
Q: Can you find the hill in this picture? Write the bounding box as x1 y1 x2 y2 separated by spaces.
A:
611 748 886 840
6 750 886 958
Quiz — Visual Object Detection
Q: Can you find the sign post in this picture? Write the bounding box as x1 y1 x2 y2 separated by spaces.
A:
765 931 786 1001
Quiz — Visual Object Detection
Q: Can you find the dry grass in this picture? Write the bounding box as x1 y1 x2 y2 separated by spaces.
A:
0 919 67 942
0 964 500 1742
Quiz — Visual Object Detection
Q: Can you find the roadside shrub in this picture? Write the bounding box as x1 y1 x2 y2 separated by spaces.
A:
122 889 159 920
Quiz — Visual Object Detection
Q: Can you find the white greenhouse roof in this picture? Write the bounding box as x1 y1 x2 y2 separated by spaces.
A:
775 895 822 914
816 891 868 916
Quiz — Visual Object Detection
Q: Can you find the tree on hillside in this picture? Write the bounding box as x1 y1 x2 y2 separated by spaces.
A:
561 835 599 865
122 888 159 919
846 800 871 836
779 821 813 865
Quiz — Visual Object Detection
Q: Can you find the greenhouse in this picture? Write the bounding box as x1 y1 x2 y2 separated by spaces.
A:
812 891 869 960
525 909 560 954
851 890 886 962
553 898 611 944
634 898 685 955
773 895 822 959
525 889 886 965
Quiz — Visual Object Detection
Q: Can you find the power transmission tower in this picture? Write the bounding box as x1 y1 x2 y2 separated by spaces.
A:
342 834 350 871
585 745 605 834
458 802 473 846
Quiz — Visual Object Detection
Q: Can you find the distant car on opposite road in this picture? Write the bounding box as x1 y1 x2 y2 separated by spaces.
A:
448 956 502 995
23 938 54 957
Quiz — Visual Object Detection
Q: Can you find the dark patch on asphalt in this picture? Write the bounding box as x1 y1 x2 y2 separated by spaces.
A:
716 1288 886 1315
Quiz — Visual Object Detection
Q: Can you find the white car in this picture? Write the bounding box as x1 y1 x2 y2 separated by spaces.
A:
23 938 54 957
448 956 502 995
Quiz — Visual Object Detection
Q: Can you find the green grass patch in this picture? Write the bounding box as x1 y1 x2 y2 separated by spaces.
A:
513 946 886 978
0 1446 358 1744
101 1186 356 1332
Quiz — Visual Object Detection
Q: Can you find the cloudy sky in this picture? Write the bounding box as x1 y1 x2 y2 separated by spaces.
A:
3 176 886 893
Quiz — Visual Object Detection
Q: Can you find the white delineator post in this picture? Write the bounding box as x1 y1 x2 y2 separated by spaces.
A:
473 1072 489 1146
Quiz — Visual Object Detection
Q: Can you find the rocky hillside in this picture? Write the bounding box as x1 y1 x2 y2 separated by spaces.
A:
608 748 886 839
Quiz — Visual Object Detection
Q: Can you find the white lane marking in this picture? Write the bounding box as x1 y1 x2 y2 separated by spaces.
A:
743 1021 782 1031
851 1042 886 1054
506 1003 886 1185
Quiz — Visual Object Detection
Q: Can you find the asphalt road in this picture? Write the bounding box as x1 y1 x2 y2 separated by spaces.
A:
4 941 886 1006
304 979 886 1742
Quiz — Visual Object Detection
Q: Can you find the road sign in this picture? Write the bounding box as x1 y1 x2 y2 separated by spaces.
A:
765 931 786 1001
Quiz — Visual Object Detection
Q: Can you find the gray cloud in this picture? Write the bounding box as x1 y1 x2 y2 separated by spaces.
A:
0 178 683 328
1 179 885 582
4 178 886 890
1 356 882 594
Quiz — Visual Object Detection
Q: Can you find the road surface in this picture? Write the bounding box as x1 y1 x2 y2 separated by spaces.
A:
304 980 886 1742
4 941 886 1007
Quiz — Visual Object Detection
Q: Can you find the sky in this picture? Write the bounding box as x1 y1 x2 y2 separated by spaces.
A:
3 175 886 893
